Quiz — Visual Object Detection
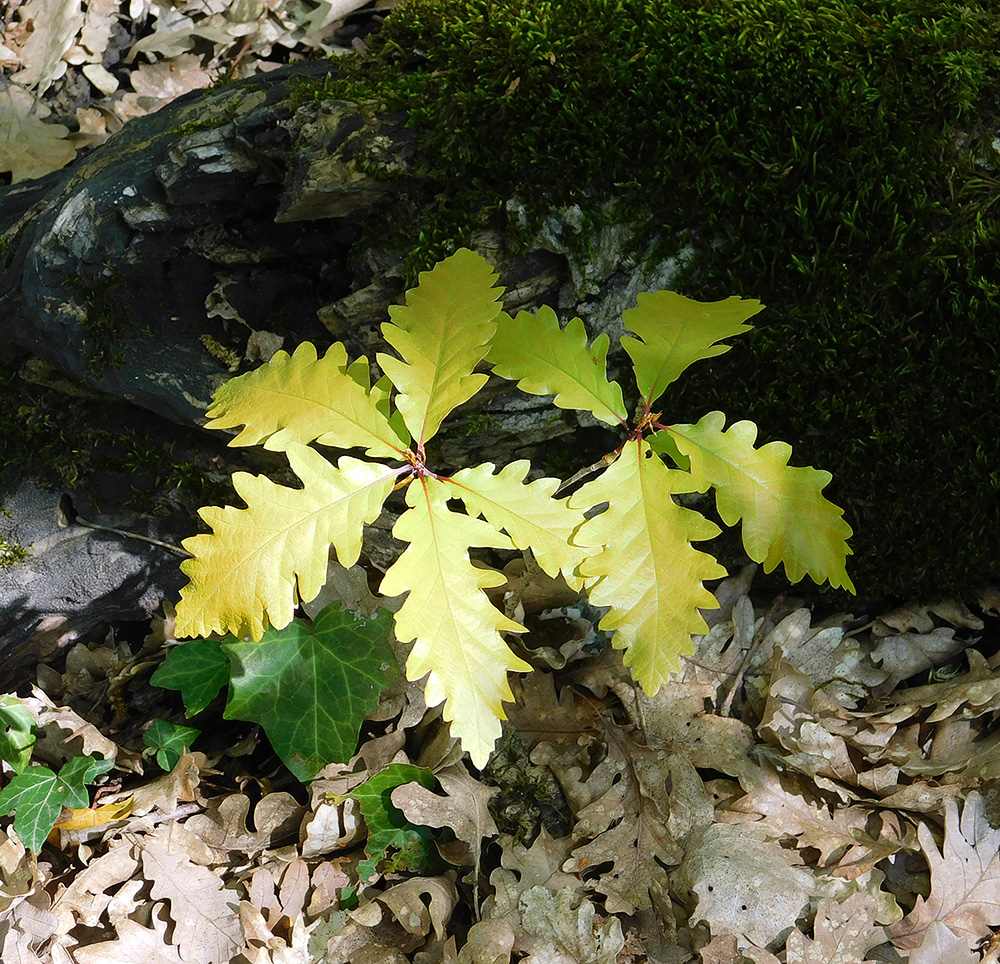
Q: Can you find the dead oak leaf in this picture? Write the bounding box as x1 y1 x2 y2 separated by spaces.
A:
887 791 1000 952
728 767 905 873
72 903 185 964
182 791 304 854
676 821 817 952
787 894 886 963
140 835 243 963
390 764 497 867
350 875 458 943
50 843 139 933
562 725 682 914
742 895 885 964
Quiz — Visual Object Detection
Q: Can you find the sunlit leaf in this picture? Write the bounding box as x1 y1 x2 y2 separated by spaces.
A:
380 478 529 768
204 340 409 458
569 440 726 693
224 601 399 781
668 413 854 591
488 306 627 426
621 290 761 403
378 248 504 444
175 443 396 640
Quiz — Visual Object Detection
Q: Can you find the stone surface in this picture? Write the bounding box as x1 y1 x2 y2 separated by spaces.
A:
0 483 185 684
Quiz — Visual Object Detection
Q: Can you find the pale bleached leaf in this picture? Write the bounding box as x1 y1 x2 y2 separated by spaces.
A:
488 306 627 426
204 341 409 458
378 248 503 444
447 460 589 588
176 443 395 640
888 792 1000 952
379 478 530 767
569 440 726 694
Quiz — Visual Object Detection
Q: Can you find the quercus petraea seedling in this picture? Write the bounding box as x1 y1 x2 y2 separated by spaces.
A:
173 248 853 767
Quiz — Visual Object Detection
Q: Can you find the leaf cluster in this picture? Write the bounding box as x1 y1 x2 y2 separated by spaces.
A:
0 695 114 852
172 249 852 768
152 600 399 781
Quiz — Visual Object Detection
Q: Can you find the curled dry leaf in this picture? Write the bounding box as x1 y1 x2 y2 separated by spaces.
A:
562 725 682 914
183 791 305 855
888 792 1000 952
71 903 185 964
351 875 458 943
391 764 497 867
20 686 120 769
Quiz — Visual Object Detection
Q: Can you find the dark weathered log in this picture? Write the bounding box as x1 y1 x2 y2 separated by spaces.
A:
1 61 673 667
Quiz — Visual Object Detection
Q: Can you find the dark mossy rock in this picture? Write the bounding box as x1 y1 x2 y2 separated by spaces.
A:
318 0 1000 599
0 59 655 659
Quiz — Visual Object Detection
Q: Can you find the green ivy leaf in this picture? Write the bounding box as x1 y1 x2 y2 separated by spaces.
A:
0 756 113 852
144 719 202 772
0 695 34 773
223 600 399 781
57 755 115 808
348 763 438 882
0 766 65 851
150 637 230 716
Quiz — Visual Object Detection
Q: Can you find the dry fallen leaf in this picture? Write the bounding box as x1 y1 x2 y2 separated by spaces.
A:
562 724 682 914
727 766 906 874
888 791 1000 952
391 763 497 867
182 792 304 855
676 821 817 951
140 833 244 962
72 903 186 964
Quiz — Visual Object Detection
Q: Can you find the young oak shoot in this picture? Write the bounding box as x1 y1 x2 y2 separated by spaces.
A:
174 249 854 767
489 291 854 694
174 249 588 766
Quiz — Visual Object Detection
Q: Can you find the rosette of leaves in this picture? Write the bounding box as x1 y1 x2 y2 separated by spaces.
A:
174 249 853 766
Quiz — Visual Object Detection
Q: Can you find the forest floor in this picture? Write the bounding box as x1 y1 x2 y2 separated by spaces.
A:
2 3 1000 963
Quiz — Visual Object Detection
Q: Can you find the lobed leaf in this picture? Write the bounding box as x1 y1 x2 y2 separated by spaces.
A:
0 756 113 852
569 440 726 693
447 460 590 589
488 306 627 426
175 443 396 641
202 341 409 459
143 719 201 773
667 412 855 591
0 695 34 773
349 763 439 881
150 637 230 716
379 477 530 767
377 248 504 445
0 766 69 852
224 601 399 781
621 290 762 403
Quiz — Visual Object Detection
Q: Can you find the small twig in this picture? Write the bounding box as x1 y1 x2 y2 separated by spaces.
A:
553 450 620 497
74 517 191 557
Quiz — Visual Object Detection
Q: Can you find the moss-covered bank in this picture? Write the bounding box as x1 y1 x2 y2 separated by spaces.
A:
318 0 1000 599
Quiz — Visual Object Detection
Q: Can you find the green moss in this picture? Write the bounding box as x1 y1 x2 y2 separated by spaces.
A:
0 507 31 570
169 116 230 136
0 363 233 514
311 0 1000 599
168 95 247 134
63 266 131 376
0 538 31 569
